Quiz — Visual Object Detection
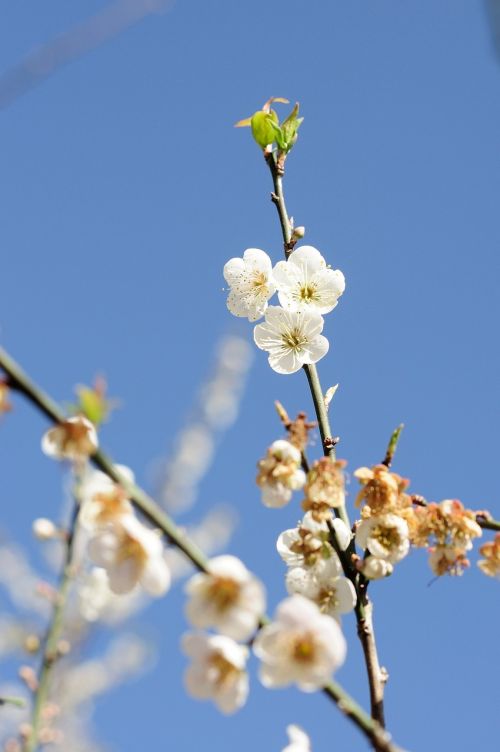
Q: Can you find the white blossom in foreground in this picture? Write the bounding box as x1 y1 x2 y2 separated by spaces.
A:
356 513 410 563
254 306 329 375
79 465 134 530
285 558 356 620
223 248 276 321
256 439 306 508
182 633 249 714
277 513 335 569
185 555 265 641
87 515 170 596
359 556 394 580
253 594 346 691
274 245 345 314
282 725 312 752
41 416 98 461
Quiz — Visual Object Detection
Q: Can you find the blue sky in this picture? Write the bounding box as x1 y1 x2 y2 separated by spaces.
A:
0 1 499 750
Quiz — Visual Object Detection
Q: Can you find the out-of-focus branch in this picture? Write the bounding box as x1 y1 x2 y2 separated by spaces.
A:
25 497 80 752
0 0 174 110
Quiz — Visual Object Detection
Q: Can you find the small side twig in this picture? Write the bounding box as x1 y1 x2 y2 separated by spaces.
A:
382 424 404 468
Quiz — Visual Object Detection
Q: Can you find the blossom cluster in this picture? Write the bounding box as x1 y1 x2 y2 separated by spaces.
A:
410 499 482 576
41 416 171 597
223 245 345 374
353 463 487 578
181 553 347 714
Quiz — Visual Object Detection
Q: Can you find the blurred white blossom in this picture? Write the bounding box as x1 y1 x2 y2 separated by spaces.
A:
253 594 346 691
87 515 170 597
182 632 249 714
185 555 265 641
41 416 98 461
282 724 312 752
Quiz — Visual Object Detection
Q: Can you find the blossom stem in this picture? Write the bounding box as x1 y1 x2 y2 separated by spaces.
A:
0 345 405 750
264 153 389 726
25 491 81 752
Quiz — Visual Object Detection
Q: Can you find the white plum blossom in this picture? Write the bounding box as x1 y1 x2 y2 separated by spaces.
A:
185 555 265 641
41 416 98 461
78 567 113 621
277 513 334 569
87 514 171 597
253 306 329 375
79 465 134 530
274 245 345 314
331 517 352 552
256 439 306 508
182 633 249 714
360 556 394 580
223 248 276 321
282 725 312 752
356 513 410 563
285 558 356 620
253 594 346 691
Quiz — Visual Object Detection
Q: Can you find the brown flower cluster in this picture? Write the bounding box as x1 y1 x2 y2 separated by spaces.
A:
302 457 347 522
411 499 482 576
477 533 500 579
354 464 411 518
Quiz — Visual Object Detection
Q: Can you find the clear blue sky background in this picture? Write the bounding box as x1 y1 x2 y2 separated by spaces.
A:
1 1 499 750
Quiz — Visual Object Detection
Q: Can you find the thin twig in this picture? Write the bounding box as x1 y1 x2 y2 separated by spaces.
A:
382 424 404 468
0 346 406 751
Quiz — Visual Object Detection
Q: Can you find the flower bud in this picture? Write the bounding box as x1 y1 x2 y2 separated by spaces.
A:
32 518 57 540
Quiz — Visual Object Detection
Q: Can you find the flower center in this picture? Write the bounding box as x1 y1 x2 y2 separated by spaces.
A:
119 535 146 564
209 651 239 688
292 634 316 663
281 328 306 351
94 489 128 523
251 271 268 291
299 283 317 302
318 586 339 611
372 525 401 552
207 576 241 612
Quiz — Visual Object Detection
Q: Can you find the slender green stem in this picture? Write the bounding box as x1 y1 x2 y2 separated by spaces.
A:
0 346 406 751
25 496 80 752
0 696 25 708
